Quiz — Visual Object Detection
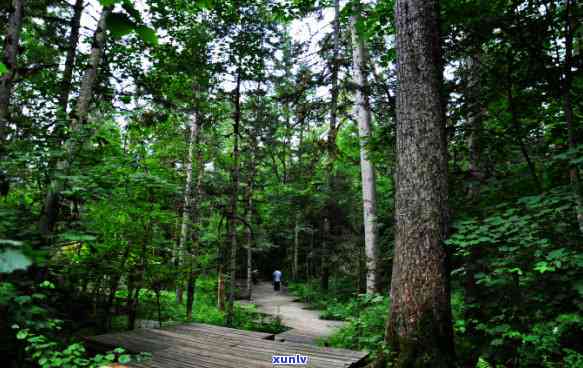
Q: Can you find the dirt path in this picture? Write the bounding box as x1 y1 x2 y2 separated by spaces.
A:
247 282 345 340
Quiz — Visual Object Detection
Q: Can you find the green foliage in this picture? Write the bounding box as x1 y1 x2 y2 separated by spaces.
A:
325 293 389 354
447 187 583 366
14 325 151 368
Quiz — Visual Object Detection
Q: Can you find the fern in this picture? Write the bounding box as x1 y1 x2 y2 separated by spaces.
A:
476 357 492 368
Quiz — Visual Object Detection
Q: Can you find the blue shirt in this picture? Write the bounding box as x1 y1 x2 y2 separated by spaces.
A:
273 270 282 282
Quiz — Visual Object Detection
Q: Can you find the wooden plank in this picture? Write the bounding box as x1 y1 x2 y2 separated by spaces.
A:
166 322 274 340
132 329 350 368
86 323 368 368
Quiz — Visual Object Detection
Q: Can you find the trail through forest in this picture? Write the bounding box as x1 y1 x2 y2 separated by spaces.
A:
248 282 345 341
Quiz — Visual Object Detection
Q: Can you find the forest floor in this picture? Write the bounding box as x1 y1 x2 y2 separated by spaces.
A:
245 281 345 341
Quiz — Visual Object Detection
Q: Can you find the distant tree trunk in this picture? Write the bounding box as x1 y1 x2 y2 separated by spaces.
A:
217 265 225 311
226 70 242 326
320 218 330 291
104 240 132 331
58 0 84 113
321 0 340 293
465 53 484 200
350 3 379 294
385 0 456 366
292 213 300 281
186 118 203 320
563 0 583 234
245 145 256 299
506 55 541 192
462 52 486 368
0 0 23 145
39 7 110 239
177 114 200 304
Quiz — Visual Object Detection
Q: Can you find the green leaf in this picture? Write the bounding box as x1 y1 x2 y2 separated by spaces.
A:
100 0 118 6
0 62 7 76
16 330 28 340
136 26 158 46
106 12 135 38
119 354 131 364
0 248 32 273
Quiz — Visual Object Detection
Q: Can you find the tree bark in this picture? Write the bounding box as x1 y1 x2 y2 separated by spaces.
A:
177 113 200 304
350 3 379 294
385 0 455 366
0 0 23 159
462 52 487 368
186 118 203 320
39 7 110 239
226 70 241 326
320 218 330 291
293 213 300 281
465 53 484 200
563 0 583 234
321 0 340 293
245 142 256 299
58 0 84 113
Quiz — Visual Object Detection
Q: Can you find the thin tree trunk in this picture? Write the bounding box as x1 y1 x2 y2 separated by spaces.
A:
507 74 541 192
39 7 110 239
177 114 199 304
58 0 84 113
293 213 300 281
350 4 379 294
217 265 225 311
385 0 456 366
226 70 241 326
245 149 256 299
563 0 583 234
104 240 132 331
186 120 203 320
320 218 330 291
0 0 23 144
321 0 340 293
462 52 486 368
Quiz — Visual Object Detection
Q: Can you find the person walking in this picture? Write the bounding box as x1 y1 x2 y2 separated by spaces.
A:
272 269 282 291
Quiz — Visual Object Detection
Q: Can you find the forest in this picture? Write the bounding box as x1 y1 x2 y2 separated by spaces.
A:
0 0 582 367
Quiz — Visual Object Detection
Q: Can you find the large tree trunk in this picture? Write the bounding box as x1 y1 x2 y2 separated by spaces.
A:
225 70 241 326
385 0 455 366
563 0 583 234
39 7 110 239
58 0 84 113
0 0 24 160
350 3 379 294
177 114 200 304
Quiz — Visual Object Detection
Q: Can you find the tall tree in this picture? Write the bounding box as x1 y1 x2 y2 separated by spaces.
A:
0 0 24 147
225 69 241 326
186 113 204 320
58 0 84 113
321 0 341 292
176 113 200 304
385 0 455 366
38 6 111 239
562 0 583 234
350 0 379 294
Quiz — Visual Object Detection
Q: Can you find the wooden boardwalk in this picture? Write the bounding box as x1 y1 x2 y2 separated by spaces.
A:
86 323 368 368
